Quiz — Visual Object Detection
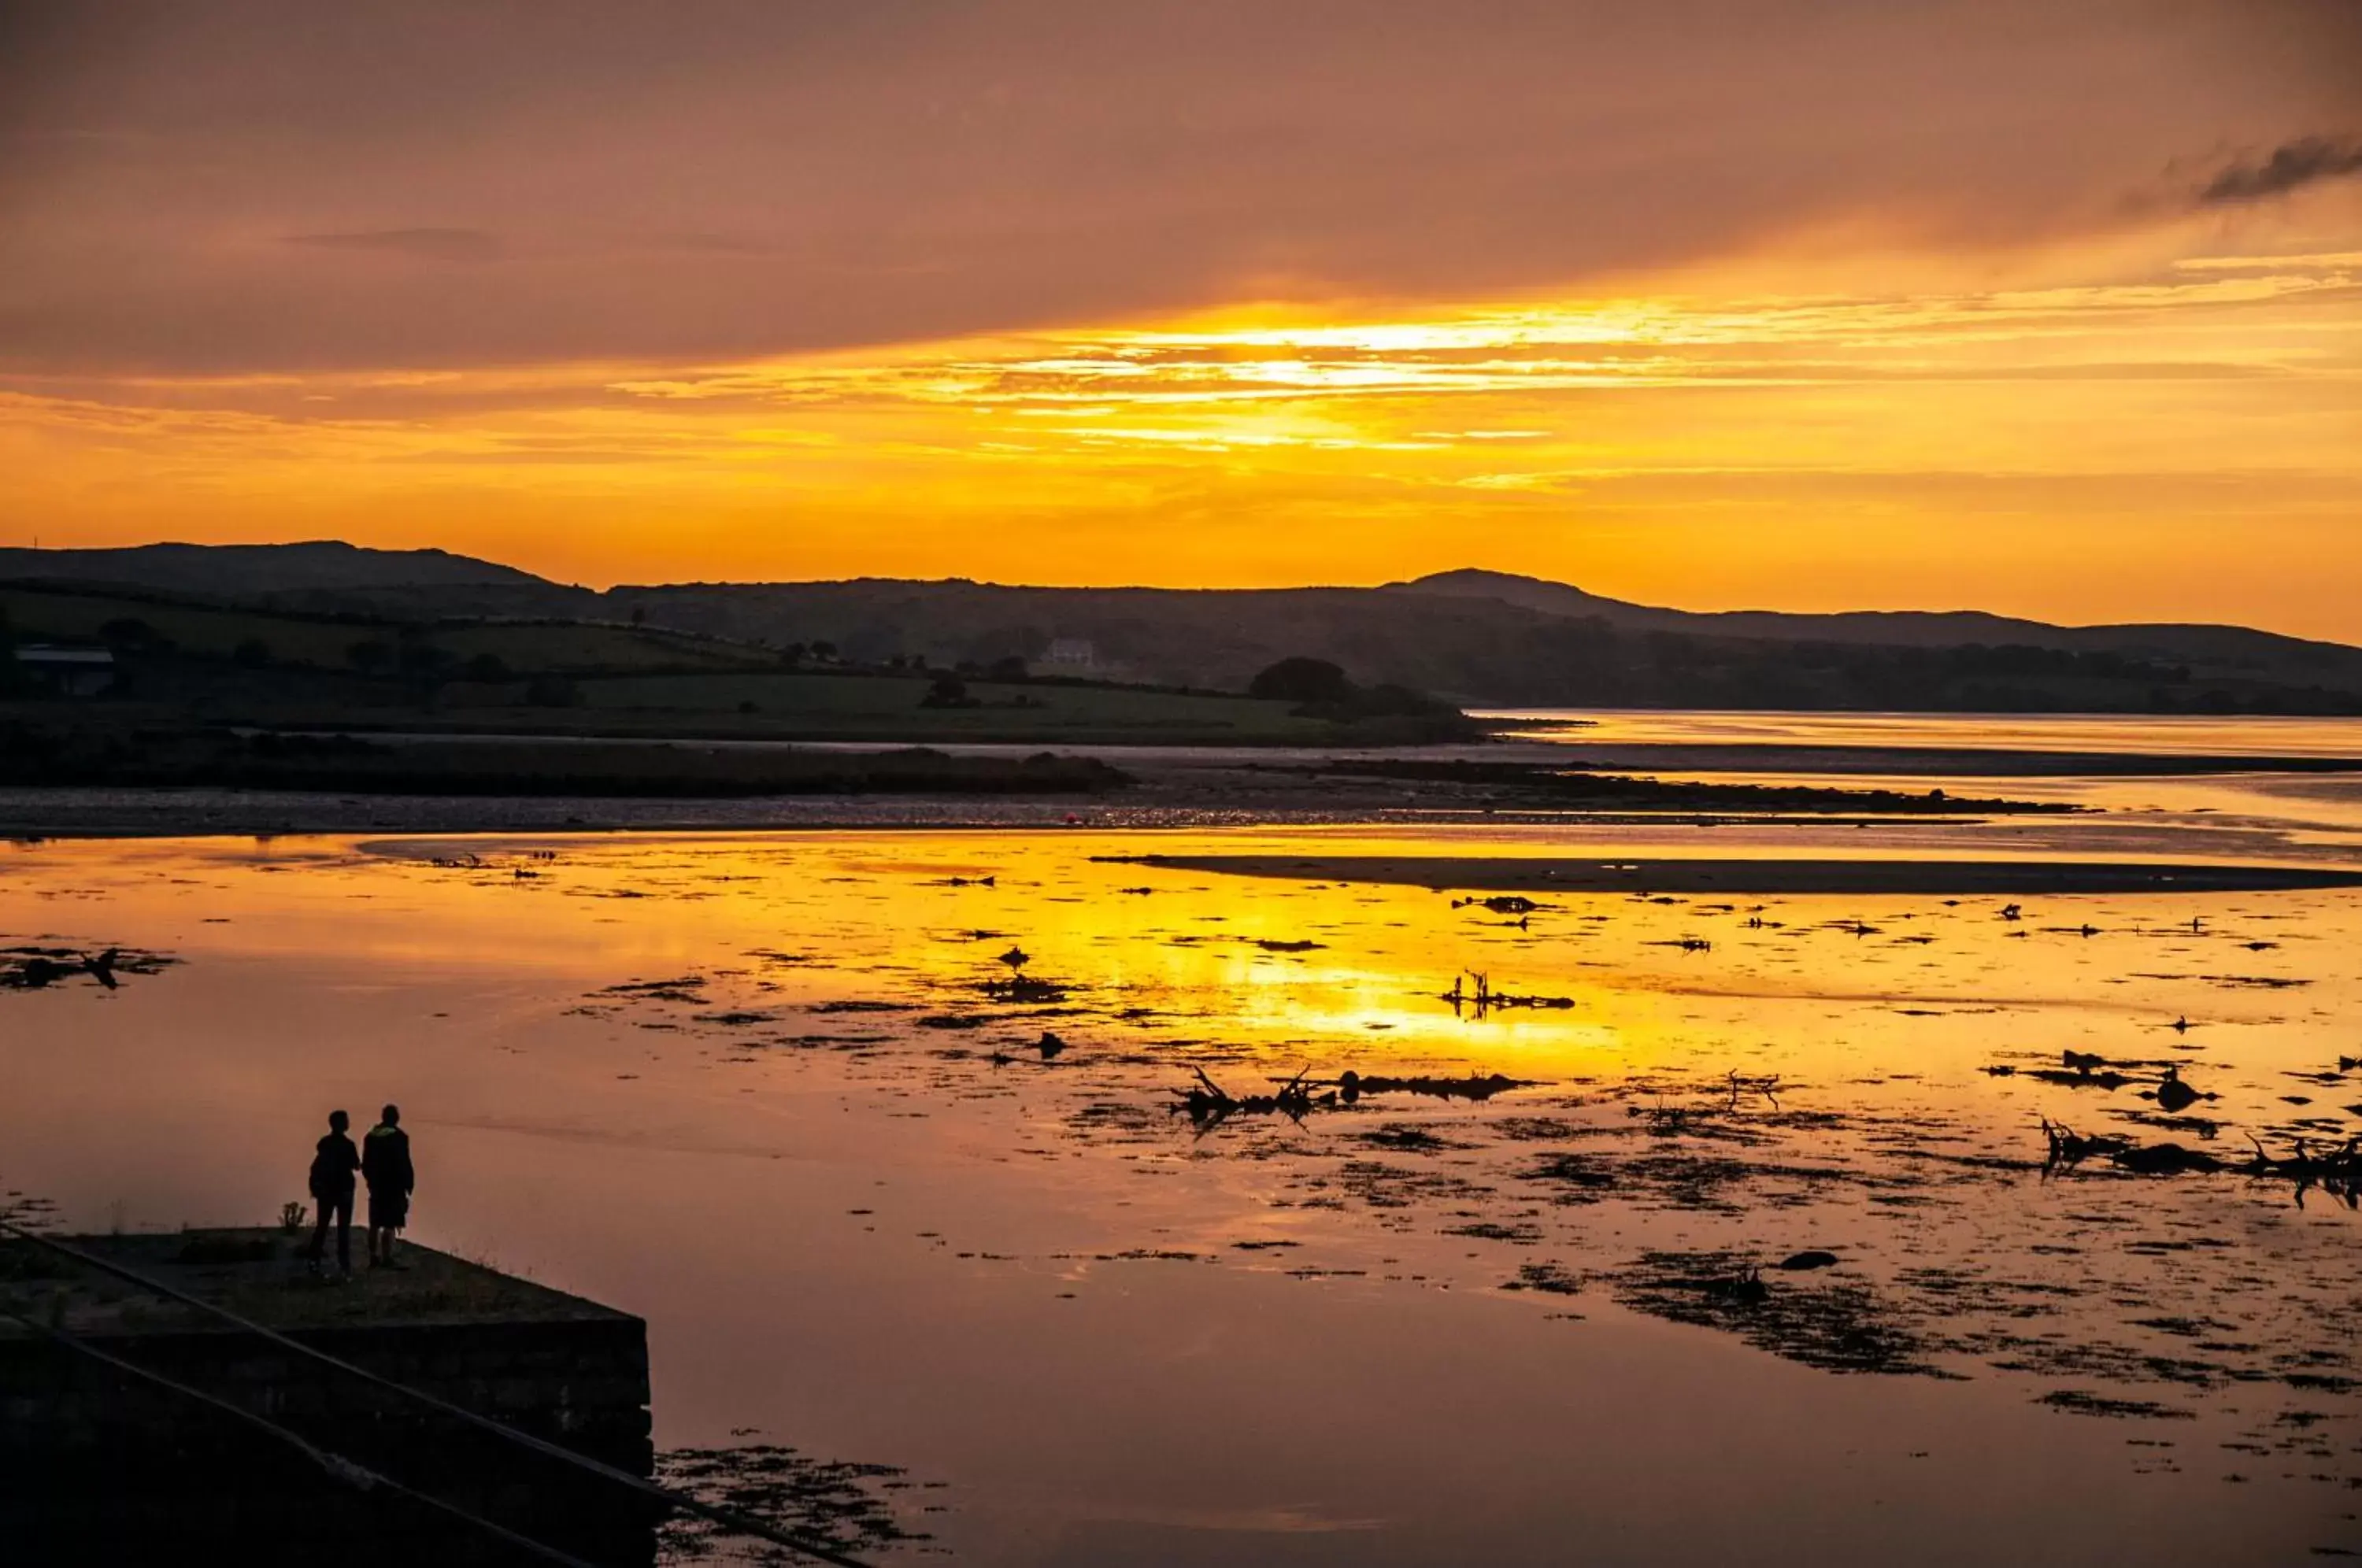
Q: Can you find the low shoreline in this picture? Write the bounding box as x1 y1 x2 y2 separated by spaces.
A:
1507 742 2362 777
1100 853 2362 895
5 730 2361 844
0 786 2045 841
0 741 2082 840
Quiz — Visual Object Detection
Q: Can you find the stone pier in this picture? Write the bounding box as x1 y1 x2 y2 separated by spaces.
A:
0 1228 660 1564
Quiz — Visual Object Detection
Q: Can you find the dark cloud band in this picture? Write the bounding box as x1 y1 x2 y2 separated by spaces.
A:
2197 135 2362 204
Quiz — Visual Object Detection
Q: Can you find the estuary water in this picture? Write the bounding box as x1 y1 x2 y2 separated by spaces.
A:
6 723 2362 1563
1479 708 2362 759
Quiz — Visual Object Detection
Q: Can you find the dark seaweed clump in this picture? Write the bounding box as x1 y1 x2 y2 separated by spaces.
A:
656 1444 939 1563
1609 1250 1942 1378
0 944 176 992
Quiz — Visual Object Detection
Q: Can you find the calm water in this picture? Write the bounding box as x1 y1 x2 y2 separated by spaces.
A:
7 745 2362 1561
1479 709 2362 759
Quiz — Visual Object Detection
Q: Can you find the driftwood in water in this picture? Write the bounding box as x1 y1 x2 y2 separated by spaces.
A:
1172 1066 1322 1124
1168 1063 1537 1123
1723 1071 1782 1110
2239 1133 2360 1205
1337 1069 1531 1103
2043 1118 2358 1196
2020 1067 2137 1089
1452 896 1545 915
1631 1071 1783 1131
980 973 1067 1004
1 951 108 989
2041 1118 2220 1174
1 945 170 991
1442 972 1574 1014
1701 1267 1768 1305
1989 1053 2208 1099
1988 1055 2139 1090
2152 1064 2209 1114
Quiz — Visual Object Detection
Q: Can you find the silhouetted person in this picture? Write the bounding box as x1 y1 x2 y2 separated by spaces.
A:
363 1104 414 1268
306 1110 360 1277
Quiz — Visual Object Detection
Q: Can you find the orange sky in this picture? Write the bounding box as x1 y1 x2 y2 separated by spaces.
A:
2 2 2358 635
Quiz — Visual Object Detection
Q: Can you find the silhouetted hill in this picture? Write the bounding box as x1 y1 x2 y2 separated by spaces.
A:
0 541 552 596
1393 568 2359 664
591 577 2362 712
9 544 2360 713
1391 568 2065 645
1386 569 2362 700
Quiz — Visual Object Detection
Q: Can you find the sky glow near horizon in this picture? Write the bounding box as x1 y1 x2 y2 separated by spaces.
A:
1 2 2357 634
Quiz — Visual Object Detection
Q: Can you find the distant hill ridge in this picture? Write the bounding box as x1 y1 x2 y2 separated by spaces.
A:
6 543 2357 712
1389 568 2358 665
0 541 546 595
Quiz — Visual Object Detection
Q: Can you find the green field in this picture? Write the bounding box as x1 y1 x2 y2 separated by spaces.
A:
0 722 1135 796
1 583 1460 745
361 672 1368 745
556 670 1322 740
0 586 765 674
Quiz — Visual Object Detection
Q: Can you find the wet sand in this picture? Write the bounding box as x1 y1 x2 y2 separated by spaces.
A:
1108 853 2362 894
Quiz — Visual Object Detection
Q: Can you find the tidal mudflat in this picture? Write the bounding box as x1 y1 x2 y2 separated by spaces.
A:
6 789 2362 1562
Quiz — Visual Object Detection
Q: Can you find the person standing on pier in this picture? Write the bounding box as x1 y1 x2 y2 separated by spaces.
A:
363 1104 414 1268
305 1109 360 1278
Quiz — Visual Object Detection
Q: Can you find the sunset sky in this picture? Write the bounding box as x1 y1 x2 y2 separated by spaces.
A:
3 2 2358 634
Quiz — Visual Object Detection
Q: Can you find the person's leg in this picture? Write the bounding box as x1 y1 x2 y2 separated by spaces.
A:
307 1199 331 1266
333 1193 353 1274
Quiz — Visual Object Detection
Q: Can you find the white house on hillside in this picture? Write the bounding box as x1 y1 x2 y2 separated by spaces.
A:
13 645 117 697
